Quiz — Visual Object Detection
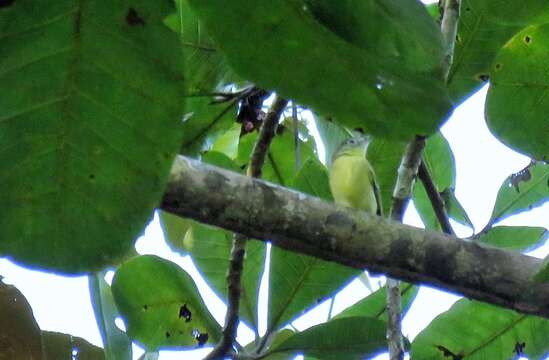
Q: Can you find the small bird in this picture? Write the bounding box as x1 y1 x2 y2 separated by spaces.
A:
329 136 382 215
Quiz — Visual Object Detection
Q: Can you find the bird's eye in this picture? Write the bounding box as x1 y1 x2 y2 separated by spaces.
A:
348 139 356 145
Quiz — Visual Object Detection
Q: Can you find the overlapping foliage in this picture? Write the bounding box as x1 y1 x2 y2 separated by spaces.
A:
0 0 548 359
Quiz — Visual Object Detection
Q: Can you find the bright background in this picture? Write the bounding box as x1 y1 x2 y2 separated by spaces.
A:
1 81 547 359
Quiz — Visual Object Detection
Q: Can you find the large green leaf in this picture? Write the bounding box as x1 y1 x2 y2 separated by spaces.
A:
413 133 456 230
486 24 549 161
335 283 418 323
265 317 387 360
164 0 241 157
412 299 549 359
312 115 350 166
111 255 221 351
488 162 549 224
186 0 452 140
182 223 266 332
268 158 358 332
448 0 549 103
367 138 407 216
237 126 315 186
89 271 132 360
475 225 547 252
0 1 185 272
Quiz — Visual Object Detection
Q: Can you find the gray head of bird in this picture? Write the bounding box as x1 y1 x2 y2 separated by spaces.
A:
331 135 372 163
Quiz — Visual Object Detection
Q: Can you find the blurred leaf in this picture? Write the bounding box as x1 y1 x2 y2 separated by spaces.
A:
412 299 549 359
534 256 549 284
111 255 221 351
313 115 351 166
187 0 452 140
475 225 547 252
425 3 440 21
159 210 193 256
237 126 315 186
42 331 105 360
413 133 456 230
488 162 549 224
89 271 132 360
165 0 241 157
211 122 241 159
268 158 358 332
486 24 549 161
0 279 43 359
448 0 549 103
266 317 387 360
201 150 243 172
335 283 418 323
367 138 407 216
164 0 235 92
440 188 474 231
182 223 265 331
180 97 239 157
0 1 185 272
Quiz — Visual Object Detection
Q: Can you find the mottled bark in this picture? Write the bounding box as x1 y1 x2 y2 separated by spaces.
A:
161 156 549 318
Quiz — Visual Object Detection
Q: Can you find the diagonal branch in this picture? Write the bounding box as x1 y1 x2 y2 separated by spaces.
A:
205 96 288 360
161 157 549 318
418 160 455 235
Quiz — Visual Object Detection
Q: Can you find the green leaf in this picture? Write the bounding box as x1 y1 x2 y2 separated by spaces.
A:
0 280 43 359
533 256 549 284
180 96 239 157
42 331 105 360
159 210 193 256
201 150 243 172
367 138 407 216
0 1 185 272
412 299 549 359
440 188 474 230
237 126 315 186
268 158 358 332
266 317 387 360
486 24 549 161
111 255 221 351
488 162 549 224
335 283 418 323
186 0 452 140
89 271 132 360
413 133 456 230
164 0 242 157
475 225 547 252
312 115 350 166
182 223 265 332
448 0 549 103
210 122 241 159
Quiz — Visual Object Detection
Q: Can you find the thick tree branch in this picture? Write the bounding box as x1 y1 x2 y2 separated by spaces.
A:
161 157 549 318
418 160 455 235
206 96 288 360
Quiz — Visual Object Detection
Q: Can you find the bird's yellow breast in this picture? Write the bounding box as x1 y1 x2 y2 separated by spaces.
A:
329 153 377 214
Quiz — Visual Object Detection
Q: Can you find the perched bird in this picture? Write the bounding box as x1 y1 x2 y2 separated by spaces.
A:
329 136 381 215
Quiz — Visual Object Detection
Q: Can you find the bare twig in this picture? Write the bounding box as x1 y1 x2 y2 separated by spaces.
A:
292 102 301 170
418 160 455 235
206 95 288 360
386 136 426 360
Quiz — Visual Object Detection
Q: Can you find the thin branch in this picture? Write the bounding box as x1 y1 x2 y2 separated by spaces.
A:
292 102 301 170
440 0 461 81
248 97 289 177
161 157 549 318
418 160 455 235
386 136 426 360
206 96 288 360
